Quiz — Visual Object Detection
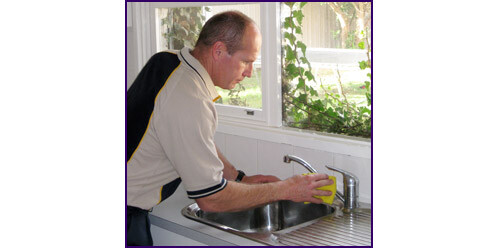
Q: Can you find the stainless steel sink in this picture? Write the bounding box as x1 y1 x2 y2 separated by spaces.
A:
182 200 335 234
182 200 371 246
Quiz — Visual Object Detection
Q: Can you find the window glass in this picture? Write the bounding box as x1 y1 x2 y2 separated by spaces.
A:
154 4 262 109
281 2 372 138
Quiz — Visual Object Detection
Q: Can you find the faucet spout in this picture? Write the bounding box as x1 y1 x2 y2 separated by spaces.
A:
283 155 318 173
284 155 345 208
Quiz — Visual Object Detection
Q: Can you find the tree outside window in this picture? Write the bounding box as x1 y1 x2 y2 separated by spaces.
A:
281 2 372 138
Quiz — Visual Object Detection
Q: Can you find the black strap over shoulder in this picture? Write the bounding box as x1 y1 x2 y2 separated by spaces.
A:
127 52 181 161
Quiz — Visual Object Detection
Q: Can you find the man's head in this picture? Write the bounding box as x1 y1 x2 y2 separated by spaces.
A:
193 11 262 90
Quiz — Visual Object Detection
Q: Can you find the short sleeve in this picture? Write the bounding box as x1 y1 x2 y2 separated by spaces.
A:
152 81 226 199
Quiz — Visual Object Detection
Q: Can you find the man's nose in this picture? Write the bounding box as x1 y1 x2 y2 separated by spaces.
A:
243 63 253 78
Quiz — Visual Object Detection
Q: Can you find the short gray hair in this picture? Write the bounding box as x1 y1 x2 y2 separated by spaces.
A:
195 11 256 55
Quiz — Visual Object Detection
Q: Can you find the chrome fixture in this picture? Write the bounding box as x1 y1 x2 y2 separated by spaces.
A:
283 155 318 173
325 165 360 213
283 155 362 213
283 155 345 205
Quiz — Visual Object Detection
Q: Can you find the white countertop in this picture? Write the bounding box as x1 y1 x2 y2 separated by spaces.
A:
150 184 264 246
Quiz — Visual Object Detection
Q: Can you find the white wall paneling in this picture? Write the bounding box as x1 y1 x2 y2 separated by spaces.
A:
217 131 372 203
214 132 226 155
332 153 371 203
257 140 293 180
291 146 334 175
224 134 259 176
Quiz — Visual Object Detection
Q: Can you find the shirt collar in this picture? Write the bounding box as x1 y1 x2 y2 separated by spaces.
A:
178 47 221 102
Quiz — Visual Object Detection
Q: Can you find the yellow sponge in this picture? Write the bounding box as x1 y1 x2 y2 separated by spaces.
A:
303 173 336 205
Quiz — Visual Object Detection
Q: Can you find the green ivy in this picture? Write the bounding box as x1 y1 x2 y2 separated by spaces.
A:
282 2 371 138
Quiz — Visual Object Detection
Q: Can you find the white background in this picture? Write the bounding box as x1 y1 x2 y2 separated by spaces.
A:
1 0 499 247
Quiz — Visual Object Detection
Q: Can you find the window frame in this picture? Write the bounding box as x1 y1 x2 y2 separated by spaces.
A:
132 2 282 126
129 2 371 144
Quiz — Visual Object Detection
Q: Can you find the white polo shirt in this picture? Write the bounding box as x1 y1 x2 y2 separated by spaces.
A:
127 47 225 210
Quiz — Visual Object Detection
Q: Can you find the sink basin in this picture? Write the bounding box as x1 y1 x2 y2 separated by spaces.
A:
181 200 335 233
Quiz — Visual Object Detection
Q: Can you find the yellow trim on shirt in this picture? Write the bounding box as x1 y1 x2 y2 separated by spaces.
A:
127 63 182 164
213 95 221 102
158 187 163 205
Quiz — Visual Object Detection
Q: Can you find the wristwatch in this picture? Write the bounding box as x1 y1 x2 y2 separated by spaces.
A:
235 170 246 182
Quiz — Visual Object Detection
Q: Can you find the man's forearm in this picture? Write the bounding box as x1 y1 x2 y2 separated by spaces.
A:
195 174 334 212
195 180 286 212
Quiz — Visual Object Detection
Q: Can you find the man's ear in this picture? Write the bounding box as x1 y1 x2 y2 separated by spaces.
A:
211 41 227 61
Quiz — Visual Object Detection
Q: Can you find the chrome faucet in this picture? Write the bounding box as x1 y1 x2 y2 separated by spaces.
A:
283 155 345 206
325 165 360 213
283 155 318 173
283 155 361 213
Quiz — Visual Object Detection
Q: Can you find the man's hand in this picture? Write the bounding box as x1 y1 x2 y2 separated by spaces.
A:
282 174 334 204
241 174 281 184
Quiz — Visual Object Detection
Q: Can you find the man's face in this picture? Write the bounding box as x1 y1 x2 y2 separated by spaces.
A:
214 24 262 90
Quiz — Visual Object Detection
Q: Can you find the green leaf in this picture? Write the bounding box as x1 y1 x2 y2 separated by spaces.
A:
298 67 305 77
297 78 305 89
285 45 295 62
284 17 295 29
358 41 365 49
359 107 371 115
304 71 314 81
284 32 296 44
313 100 324 111
300 56 308 64
295 26 302 34
292 10 304 25
284 32 291 41
326 107 337 118
359 61 367 70
309 87 318 97
299 2 308 9
296 41 306 56
297 93 307 103
285 64 299 78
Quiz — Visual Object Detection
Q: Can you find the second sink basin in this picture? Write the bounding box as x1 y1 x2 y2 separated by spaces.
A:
182 200 335 233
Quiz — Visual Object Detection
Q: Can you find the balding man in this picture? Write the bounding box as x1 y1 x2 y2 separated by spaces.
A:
126 11 334 246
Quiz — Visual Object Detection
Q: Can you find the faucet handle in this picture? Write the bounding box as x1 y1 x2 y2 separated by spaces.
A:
325 165 359 182
325 165 360 212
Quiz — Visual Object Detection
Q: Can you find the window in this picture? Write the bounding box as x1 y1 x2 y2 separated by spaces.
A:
150 3 267 122
129 2 371 139
281 2 371 138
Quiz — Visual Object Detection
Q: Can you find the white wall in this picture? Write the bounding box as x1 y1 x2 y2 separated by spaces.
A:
215 131 371 203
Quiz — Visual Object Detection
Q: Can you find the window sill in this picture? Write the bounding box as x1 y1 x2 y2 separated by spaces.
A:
216 118 371 159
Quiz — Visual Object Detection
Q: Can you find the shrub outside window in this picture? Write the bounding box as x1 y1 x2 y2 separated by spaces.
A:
281 2 372 138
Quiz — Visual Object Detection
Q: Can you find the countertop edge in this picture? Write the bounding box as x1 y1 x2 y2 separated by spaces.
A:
149 185 265 246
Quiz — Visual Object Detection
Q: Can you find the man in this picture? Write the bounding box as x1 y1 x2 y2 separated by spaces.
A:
127 11 334 246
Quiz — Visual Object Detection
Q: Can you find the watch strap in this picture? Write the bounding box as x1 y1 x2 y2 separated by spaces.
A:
235 170 246 182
